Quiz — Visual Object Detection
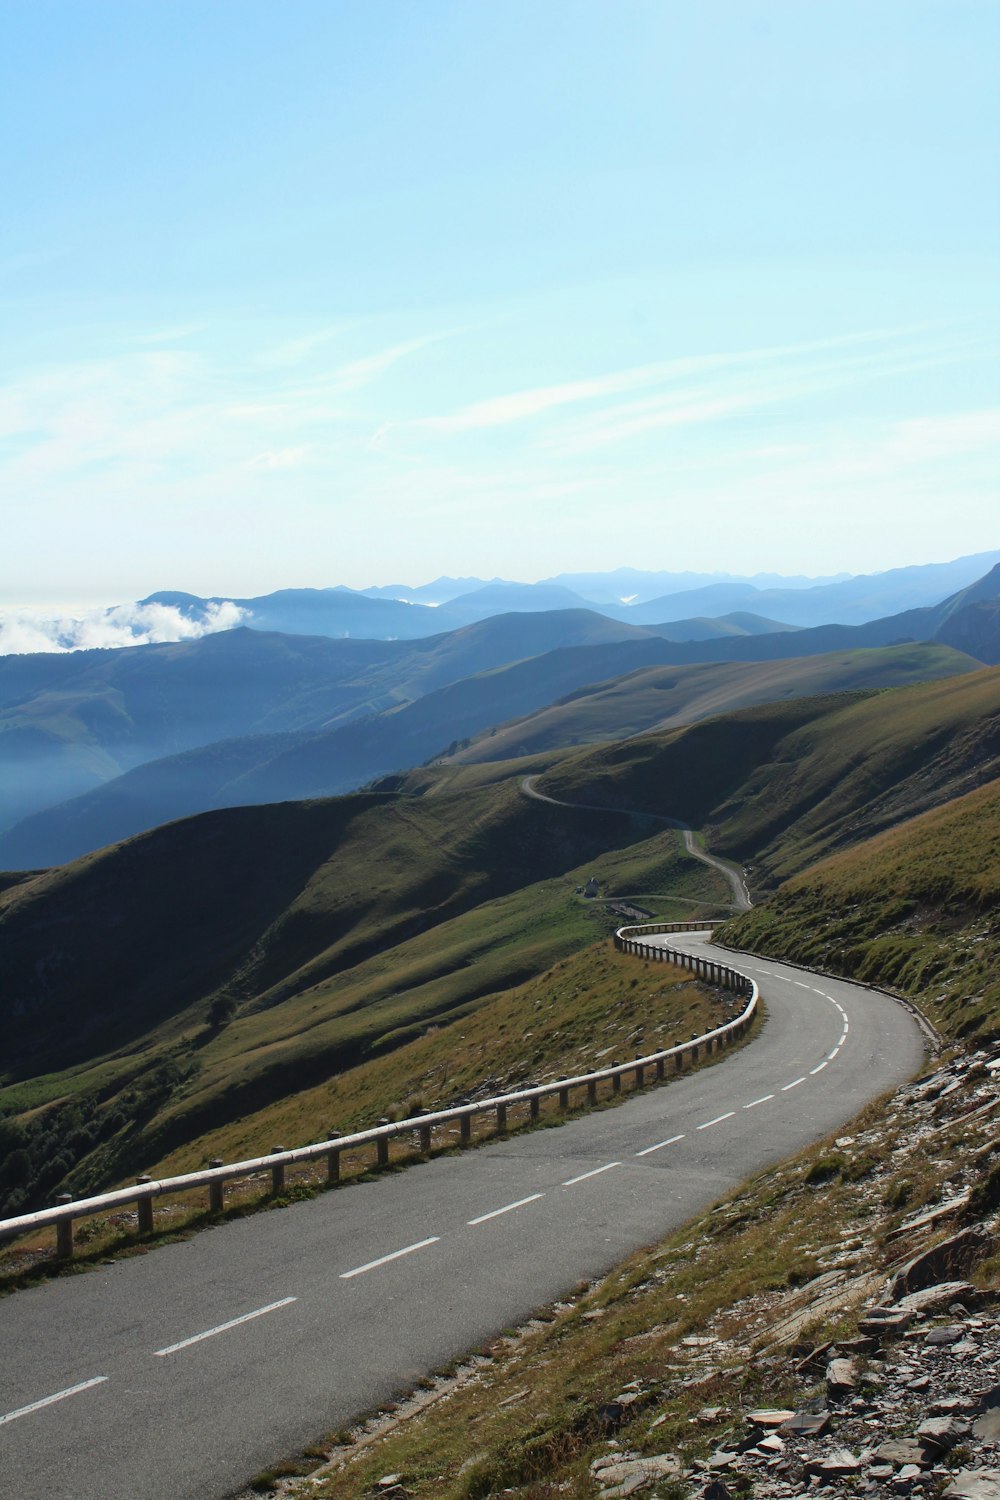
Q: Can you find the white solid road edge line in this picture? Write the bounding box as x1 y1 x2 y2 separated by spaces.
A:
635 1133 685 1157
468 1193 545 1226
340 1238 440 1279
0 1376 109 1426
562 1162 621 1187
154 1297 298 1355
697 1111 735 1130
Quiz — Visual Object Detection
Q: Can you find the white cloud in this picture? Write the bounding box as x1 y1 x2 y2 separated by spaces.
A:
0 599 248 655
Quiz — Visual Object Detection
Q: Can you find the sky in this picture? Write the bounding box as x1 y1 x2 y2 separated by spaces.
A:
2 0 998 613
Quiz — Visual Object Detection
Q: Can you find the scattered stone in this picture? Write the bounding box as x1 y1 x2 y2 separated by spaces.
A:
861 1308 913 1339
780 1409 831 1438
697 1407 728 1424
877 1440 929 1468
377 1477 404 1490
944 1469 1000 1500
918 1416 964 1452
807 1447 861 1477
974 1411 1000 1443
827 1357 859 1396
925 1325 966 1347
592 1453 682 1497
702 1482 733 1500
748 1409 797 1428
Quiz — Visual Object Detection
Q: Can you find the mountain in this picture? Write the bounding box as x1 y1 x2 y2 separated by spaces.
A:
445 644 977 764
136 550 1000 641
609 550 1000 627
0 637 978 871
536 666 1000 885
0 611 652 840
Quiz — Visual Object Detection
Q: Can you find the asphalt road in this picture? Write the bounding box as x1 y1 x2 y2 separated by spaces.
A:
0 934 925 1500
520 774 752 909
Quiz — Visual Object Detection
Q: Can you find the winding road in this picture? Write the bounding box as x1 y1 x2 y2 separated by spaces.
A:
0 931 924 1500
520 774 752 910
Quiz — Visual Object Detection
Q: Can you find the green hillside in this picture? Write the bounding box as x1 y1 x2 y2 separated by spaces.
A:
0 772 727 1216
719 776 1000 1040
535 666 1000 884
446 643 975 764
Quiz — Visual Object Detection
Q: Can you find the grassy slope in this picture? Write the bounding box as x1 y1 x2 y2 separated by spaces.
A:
445 643 976 765
535 666 1000 885
0 772 728 1211
719 776 1000 1040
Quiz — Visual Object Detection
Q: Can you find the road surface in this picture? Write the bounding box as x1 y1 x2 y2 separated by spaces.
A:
0 933 923 1500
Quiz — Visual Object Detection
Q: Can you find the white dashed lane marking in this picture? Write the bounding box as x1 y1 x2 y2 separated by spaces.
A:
154 1298 298 1354
0 1377 109 1427
744 1094 774 1109
468 1194 545 1226
340 1239 440 1279
635 1134 685 1157
562 1163 621 1187
697 1112 735 1130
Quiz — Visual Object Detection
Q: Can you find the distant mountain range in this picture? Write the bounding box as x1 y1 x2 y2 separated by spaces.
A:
2 557 999 869
140 549 1000 641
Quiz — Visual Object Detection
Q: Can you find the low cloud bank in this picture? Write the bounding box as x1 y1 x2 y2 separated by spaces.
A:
0 599 248 655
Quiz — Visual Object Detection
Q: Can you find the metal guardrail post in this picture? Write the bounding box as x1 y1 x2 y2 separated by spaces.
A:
136 1177 154 1235
587 1079 598 1105
496 1102 507 1133
208 1160 225 1214
377 1121 390 1168
611 1065 621 1094
416 1111 432 1154
634 1056 645 1087
326 1133 341 1183
270 1147 286 1195
55 1194 73 1259
529 1096 540 1122
460 1113 472 1144
558 1081 570 1110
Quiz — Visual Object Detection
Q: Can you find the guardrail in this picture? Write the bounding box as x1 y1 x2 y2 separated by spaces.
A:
0 924 757 1261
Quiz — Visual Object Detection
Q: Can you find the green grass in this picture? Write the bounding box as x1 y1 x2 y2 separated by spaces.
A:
446 644 976 766
0 771 731 1214
718 775 1000 1040
536 665 1000 885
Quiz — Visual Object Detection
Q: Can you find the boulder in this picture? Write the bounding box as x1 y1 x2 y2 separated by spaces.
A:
891 1229 992 1300
944 1469 1000 1500
896 1282 979 1316
592 1453 683 1497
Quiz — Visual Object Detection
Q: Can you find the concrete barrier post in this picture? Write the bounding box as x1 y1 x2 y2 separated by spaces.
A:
136 1177 154 1235
270 1147 286 1195
55 1194 74 1260
208 1161 225 1214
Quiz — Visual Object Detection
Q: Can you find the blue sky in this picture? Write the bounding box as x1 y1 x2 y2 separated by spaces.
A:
2 0 998 607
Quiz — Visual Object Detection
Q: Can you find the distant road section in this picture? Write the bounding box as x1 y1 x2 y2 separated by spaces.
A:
520 774 752 910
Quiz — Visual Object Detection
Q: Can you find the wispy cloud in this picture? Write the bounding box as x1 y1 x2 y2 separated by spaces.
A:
382 328 987 455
